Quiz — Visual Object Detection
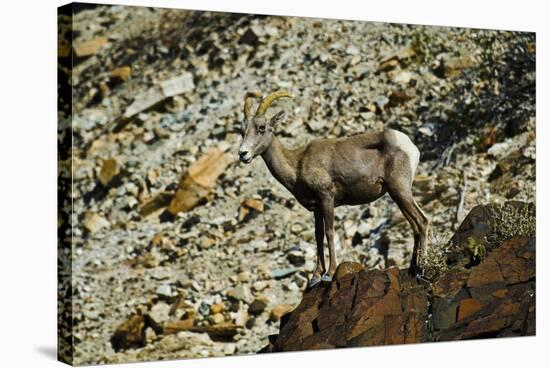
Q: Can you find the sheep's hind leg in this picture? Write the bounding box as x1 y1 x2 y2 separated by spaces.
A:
388 182 429 277
308 210 326 288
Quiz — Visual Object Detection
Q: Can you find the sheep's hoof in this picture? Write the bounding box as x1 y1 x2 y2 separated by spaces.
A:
415 273 430 284
321 274 333 283
308 276 322 288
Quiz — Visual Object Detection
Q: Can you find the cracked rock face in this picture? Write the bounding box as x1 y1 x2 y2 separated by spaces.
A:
261 264 428 351
432 236 535 340
261 205 535 352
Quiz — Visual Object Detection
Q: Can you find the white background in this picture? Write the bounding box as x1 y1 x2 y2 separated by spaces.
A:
0 0 546 367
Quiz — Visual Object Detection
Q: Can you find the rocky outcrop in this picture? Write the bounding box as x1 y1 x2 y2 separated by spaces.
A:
261 204 535 352
261 263 429 351
431 236 534 340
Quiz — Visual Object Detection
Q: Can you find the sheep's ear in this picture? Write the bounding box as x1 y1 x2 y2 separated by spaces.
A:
270 110 286 127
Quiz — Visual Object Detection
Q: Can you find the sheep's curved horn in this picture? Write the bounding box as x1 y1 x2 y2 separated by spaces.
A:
244 91 262 119
256 91 292 116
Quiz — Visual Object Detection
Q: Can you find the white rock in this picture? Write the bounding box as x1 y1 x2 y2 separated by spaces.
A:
487 140 511 158
227 285 252 303
418 125 434 137
160 72 195 97
346 45 360 55
231 309 249 326
344 220 358 238
284 282 300 291
83 310 99 320
306 120 325 132
150 302 171 323
523 145 535 159
393 71 413 84
357 222 370 236
252 280 268 292
350 55 361 66
156 284 173 298
250 240 268 251
304 260 316 272
224 343 236 355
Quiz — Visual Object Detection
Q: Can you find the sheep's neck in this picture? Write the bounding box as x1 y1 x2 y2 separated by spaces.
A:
261 137 298 192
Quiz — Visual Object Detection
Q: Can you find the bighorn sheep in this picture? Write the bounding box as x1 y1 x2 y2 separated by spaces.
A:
239 91 430 287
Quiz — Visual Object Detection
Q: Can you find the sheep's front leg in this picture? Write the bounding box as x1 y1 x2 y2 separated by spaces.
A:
308 209 326 288
321 196 337 282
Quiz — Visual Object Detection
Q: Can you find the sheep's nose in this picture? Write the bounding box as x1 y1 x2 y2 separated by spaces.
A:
239 150 249 159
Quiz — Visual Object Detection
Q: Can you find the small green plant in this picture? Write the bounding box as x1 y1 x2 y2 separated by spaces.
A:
464 236 486 265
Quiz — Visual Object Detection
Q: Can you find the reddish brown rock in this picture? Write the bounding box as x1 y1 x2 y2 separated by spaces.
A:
433 236 535 341
190 322 239 341
436 54 475 78
269 304 294 323
98 158 120 187
388 90 414 107
110 66 132 82
168 147 233 215
378 58 398 72
210 303 225 314
162 318 195 335
263 265 429 352
111 314 162 352
334 261 363 281
139 191 174 217
457 298 483 321
73 36 108 57
238 198 264 222
261 232 535 353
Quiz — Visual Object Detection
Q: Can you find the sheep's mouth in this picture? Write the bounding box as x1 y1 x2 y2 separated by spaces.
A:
240 156 253 164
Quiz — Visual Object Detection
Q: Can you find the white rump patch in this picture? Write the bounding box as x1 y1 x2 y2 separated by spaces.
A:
389 129 420 176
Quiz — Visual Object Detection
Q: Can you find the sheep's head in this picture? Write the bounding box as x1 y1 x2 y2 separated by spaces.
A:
239 90 291 164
